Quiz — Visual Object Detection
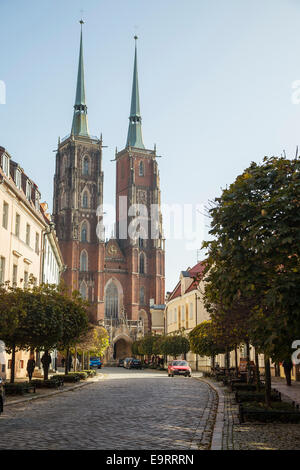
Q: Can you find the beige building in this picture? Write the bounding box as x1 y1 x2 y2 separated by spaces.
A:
0 146 64 380
165 261 211 370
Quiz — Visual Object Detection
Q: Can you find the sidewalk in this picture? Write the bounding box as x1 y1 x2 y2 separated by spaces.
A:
4 372 104 407
271 376 300 407
201 375 300 450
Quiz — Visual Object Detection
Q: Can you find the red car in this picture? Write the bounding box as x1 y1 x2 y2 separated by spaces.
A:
168 360 191 377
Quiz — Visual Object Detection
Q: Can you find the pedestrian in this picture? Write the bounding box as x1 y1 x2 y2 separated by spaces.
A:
26 356 36 382
61 357 65 368
41 351 52 380
282 359 293 386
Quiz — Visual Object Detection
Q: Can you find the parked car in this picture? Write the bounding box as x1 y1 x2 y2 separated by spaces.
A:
117 359 124 367
89 357 102 369
168 360 191 377
127 358 142 370
0 377 5 414
123 357 135 369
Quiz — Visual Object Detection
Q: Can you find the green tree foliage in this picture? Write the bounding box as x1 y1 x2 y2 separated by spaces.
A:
160 334 190 358
189 320 226 358
203 156 300 404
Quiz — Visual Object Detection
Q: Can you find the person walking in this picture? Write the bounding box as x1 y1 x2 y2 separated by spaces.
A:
282 359 293 386
41 351 52 380
26 356 36 382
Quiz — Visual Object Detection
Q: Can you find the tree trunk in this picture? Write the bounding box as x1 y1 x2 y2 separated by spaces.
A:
274 362 280 377
212 355 215 370
10 344 16 384
255 349 261 390
65 348 69 375
245 340 251 383
82 352 85 371
87 352 90 370
74 347 77 372
234 345 239 377
264 355 272 407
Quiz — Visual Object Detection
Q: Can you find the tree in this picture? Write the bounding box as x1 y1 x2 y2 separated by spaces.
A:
75 324 109 369
160 334 190 359
0 285 28 383
189 320 226 368
56 288 89 375
203 156 300 405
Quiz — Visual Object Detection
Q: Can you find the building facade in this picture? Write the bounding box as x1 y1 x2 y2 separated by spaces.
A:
52 27 165 362
0 147 64 380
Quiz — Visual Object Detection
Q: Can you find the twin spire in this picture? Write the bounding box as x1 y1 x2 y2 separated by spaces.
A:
71 23 144 148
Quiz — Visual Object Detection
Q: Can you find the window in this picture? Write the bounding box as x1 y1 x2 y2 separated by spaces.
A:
80 282 87 300
138 237 144 248
26 181 32 201
2 153 9 176
15 168 21 189
80 250 88 271
0 257 5 284
35 192 40 211
139 253 145 274
181 306 185 322
82 191 88 209
140 286 145 305
2 202 8 229
105 282 118 318
81 222 87 242
15 213 20 237
35 233 39 254
24 271 28 288
12 264 17 286
190 303 193 320
139 160 144 176
83 156 89 175
26 224 30 246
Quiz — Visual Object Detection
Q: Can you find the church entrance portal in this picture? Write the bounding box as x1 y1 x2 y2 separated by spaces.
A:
113 337 132 360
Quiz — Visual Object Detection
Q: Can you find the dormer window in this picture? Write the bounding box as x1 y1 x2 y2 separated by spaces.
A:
15 168 21 189
35 191 40 211
26 181 32 201
2 153 9 176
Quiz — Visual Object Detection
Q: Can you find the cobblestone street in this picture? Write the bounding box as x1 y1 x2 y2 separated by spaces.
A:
0 368 217 450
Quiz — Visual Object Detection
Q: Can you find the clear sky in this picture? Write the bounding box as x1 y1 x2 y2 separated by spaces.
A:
1 0 300 292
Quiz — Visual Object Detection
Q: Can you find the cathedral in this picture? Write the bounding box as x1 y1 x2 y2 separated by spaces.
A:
52 24 165 362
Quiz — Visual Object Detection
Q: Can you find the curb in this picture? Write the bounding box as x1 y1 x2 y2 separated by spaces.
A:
195 377 225 451
5 373 105 407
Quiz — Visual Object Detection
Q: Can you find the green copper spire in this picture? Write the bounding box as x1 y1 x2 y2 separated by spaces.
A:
126 36 145 149
71 20 89 137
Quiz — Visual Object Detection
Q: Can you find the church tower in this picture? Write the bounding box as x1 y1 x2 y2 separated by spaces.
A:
111 37 165 329
53 21 105 322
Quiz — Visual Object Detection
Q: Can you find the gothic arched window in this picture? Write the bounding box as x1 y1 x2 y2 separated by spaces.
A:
139 160 144 176
82 191 89 209
83 156 89 176
81 222 87 242
139 253 145 274
80 250 88 272
140 286 145 305
105 282 119 318
80 281 87 300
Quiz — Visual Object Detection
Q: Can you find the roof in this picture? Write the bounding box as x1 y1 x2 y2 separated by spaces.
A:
167 260 206 302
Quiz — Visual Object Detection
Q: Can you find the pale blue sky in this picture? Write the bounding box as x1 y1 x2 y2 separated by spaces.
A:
1 0 300 291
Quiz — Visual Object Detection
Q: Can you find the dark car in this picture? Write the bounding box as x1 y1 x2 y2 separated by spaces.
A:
128 358 142 370
89 357 102 369
117 359 124 367
123 357 135 369
0 377 5 414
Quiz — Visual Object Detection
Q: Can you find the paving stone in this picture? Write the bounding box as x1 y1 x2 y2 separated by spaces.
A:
0 368 217 450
